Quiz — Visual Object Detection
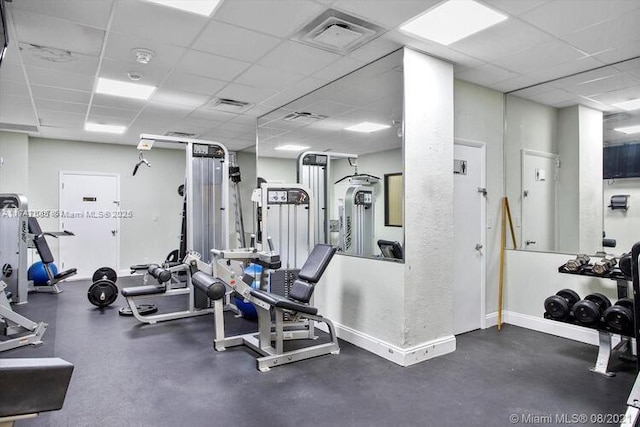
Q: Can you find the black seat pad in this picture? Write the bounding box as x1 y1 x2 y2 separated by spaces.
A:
54 269 77 280
250 289 318 315
121 284 166 297
298 244 336 284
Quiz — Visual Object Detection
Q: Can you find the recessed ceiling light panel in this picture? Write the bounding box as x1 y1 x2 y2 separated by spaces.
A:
614 99 640 111
615 125 640 135
96 77 156 100
345 122 391 133
400 0 508 46
275 144 311 151
143 0 223 17
85 122 127 134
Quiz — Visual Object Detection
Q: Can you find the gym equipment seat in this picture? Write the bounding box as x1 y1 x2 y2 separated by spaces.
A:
28 217 77 293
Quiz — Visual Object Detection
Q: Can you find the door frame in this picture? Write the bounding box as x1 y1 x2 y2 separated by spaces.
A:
58 171 121 274
454 138 487 330
520 149 559 251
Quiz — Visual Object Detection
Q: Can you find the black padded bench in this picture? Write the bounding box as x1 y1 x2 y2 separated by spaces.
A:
0 357 74 425
28 217 77 287
250 244 336 315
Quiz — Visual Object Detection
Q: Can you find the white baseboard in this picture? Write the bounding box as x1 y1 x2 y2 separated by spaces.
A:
316 322 456 366
485 310 599 346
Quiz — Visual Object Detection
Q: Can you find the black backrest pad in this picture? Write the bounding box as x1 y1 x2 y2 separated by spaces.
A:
298 244 337 283
34 236 55 264
289 279 315 304
28 216 43 234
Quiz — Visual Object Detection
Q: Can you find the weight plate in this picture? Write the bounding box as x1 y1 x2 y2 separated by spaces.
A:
604 305 634 332
545 295 570 320
87 280 118 307
585 293 612 310
556 289 580 307
118 304 158 316
92 267 117 283
616 297 634 310
573 300 601 325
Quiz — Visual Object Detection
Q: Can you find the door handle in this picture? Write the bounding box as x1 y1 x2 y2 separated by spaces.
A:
525 240 536 246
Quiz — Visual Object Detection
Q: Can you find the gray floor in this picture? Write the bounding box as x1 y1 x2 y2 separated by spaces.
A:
4 277 637 427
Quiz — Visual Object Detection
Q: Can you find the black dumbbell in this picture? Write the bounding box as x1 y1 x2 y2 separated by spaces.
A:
619 254 632 277
88 267 118 308
604 298 634 333
564 255 591 272
573 293 612 325
544 289 581 320
592 257 617 275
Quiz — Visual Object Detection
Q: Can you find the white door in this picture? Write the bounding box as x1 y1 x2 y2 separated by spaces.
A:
59 173 119 278
521 151 558 252
453 143 485 335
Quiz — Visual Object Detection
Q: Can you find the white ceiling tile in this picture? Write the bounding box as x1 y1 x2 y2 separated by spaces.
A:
488 75 538 93
30 85 91 104
524 56 604 84
313 56 366 82
0 65 27 83
235 64 306 91
99 58 171 87
455 63 519 87
490 40 590 75
36 99 88 115
85 114 130 127
613 58 640 79
590 84 640 105
483 0 550 16
0 43 25 68
89 105 140 121
149 89 210 108
333 0 439 28
0 95 37 125
591 39 640 65
526 88 580 105
180 116 226 131
92 93 146 111
261 77 328 108
12 10 105 56
569 72 640 97
110 1 208 48
19 43 99 76
520 0 640 37
450 20 553 61
163 72 227 96
0 80 30 98
164 119 218 138
25 66 95 92
258 40 342 76
242 104 277 118
188 108 237 124
192 20 281 63
214 83 278 105
10 0 114 29
179 50 250 82
137 104 195 124
127 117 173 136
37 110 85 128
214 0 325 38
102 31 186 71
303 99 354 116
561 8 640 55
347 36 401 63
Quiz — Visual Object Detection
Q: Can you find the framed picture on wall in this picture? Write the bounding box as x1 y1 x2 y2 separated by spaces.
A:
384 173 403 227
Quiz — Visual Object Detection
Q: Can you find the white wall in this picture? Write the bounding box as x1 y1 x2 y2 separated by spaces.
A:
28 137 185 273
454 79 504 314
0 131 28 194
604 178 640 252
234 151 257 246
257 156 297 184
578 105 603 254
557 106 580 252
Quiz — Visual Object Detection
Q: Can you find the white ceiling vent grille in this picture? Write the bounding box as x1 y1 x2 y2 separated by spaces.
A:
0 123 39 133
164 131 199 139
207 97 253 113
282 112 328 124
295 9 383 54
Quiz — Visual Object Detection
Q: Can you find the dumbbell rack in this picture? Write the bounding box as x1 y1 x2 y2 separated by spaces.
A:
546 264 636 377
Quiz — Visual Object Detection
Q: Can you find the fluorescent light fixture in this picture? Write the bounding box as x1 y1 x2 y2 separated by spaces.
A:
85 123 127 134
143 0 223 16
614 125 640 135
96 77 156 100
345 122 391 133
275 144 310 152
400 0 508 45
614 98 640 111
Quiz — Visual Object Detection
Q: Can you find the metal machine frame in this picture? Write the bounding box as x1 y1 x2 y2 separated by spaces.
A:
339 185 375 256
0 281 47 352
0 194 29 304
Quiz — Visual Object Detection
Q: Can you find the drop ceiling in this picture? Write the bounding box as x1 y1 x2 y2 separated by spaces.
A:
0 0 639 151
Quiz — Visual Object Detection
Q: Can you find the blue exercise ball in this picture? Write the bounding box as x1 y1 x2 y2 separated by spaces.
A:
233 264 262 320
28 261 57 285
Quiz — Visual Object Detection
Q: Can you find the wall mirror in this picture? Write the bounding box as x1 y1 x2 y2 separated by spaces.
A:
505 57 640 255
256 49 404 262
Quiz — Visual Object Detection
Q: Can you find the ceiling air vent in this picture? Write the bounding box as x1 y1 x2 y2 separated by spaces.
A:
295 9 383 54
207 97 253 113
164 131 198 139
282 112 328 124
0 123 39 133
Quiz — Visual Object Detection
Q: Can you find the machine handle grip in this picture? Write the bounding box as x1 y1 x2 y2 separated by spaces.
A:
267 236 274 253
250 234 256 249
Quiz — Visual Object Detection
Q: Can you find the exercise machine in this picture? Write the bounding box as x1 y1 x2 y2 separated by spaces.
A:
27 217 76 294
0 194 29 303
0 357 73 426
0 281 47 352
184 240 340 372
337 176 378 256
